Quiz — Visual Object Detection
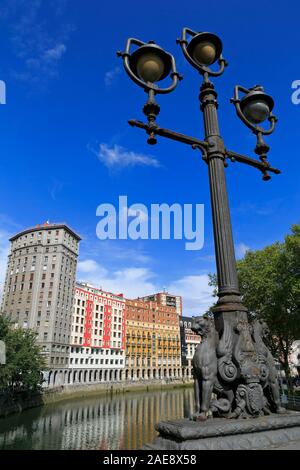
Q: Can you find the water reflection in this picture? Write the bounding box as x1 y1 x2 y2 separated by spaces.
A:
0 387 194 450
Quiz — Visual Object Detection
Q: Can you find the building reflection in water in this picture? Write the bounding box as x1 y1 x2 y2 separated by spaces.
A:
0 388 194 450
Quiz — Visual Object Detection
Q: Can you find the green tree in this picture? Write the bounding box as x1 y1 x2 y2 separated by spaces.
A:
0 314 10 340
209 224 300 392
0 315 46 396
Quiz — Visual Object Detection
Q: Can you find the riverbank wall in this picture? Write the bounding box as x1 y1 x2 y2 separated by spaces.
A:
0 379 193 418
0 393 44 419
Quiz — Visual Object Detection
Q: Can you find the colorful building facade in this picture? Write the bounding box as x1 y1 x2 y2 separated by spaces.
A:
67 282 126 381
125 298 182 381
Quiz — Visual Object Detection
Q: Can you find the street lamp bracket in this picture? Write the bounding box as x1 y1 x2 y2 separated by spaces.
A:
117 38 182 94
177 27 228 77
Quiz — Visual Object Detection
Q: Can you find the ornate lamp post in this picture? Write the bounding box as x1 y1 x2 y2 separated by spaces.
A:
117 29 284 420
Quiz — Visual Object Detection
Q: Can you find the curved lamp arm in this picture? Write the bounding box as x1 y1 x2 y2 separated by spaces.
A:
231 85 278 135
177 27 227 77
117 37 181 95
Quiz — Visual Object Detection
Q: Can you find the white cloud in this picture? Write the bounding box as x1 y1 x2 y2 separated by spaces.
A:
2 0 74 85
90 143 160 169
235 242 250 259
77 260 157 298
43 43 66 61
77 259 102 273
104 66 121 87
167 274 214 316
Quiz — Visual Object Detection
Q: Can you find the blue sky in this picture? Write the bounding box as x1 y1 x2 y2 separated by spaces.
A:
0 0 299 315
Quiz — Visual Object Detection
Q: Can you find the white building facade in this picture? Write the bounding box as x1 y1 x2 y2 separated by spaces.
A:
179 316 201 379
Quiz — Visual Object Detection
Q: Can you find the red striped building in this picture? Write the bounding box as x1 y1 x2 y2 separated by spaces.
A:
69 282 126 378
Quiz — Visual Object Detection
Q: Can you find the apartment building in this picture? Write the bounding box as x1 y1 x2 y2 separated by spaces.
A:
1 222 80 367
125 298 181 381
69 282 126 381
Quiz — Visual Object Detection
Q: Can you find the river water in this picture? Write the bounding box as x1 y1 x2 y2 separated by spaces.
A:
0 387 194 450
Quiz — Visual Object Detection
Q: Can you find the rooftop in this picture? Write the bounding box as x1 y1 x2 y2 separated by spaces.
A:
9 221 81 242
76 281 124 298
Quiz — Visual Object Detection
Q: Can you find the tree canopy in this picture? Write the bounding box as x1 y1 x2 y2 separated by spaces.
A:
209 224 300 385
0 315 46 396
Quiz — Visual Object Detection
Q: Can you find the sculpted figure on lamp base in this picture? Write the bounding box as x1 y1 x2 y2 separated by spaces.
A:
190 314 286 421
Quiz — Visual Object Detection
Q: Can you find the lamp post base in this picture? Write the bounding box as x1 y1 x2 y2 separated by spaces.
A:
144 412 300 450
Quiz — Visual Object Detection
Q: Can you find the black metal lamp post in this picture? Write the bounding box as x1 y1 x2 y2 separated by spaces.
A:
117 29 279 322
118 29 284 419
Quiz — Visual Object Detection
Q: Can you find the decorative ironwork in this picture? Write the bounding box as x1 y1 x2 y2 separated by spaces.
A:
118 28 284 421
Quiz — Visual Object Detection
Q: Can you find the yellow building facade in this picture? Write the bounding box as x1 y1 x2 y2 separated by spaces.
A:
125 299 181 380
